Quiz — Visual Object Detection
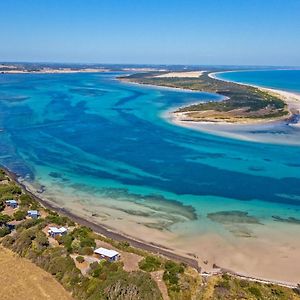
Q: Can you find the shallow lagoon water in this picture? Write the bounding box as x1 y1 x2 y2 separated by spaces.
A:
1 71 300 279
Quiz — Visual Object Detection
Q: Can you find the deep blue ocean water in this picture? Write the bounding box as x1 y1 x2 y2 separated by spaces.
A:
0 71 300 240
216 69 300 93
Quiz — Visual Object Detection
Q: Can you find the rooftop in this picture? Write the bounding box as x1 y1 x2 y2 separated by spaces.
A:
94 247 119 258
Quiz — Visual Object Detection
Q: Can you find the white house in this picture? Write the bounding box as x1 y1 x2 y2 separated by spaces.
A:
48 226 68 238
94 247 120 262
27 210 40 219
5 199 18 209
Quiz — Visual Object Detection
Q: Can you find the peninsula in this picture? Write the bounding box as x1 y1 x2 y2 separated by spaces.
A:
120 70 294 124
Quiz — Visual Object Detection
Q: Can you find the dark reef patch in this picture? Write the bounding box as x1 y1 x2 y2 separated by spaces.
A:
272 215 300 225
207 210 262 225
69 87 107 97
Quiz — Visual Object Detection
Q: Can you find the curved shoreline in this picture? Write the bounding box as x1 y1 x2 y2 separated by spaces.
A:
2 72 300 287
3 165 299 289
1 165 201 271
163 71 300 145
209 70 300 119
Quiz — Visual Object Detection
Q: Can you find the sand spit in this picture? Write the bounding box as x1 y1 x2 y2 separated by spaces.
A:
155 71 204 78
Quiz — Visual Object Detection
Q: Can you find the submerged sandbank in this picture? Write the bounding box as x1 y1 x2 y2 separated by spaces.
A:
15 173 300 286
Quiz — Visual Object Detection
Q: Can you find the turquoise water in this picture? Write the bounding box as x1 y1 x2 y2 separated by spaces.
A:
0 71 300 241
216 69 300 93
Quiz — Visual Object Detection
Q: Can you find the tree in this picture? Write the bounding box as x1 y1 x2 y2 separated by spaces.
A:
76 256 85 263
13 210 27 221
0 213 11 225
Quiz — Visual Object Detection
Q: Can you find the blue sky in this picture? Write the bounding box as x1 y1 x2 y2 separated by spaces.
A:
1 0 299 66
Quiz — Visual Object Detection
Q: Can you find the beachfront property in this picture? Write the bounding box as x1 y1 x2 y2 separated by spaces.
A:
94 247 120 262
5 199 18 209
27 210 40 219
48 226 68 238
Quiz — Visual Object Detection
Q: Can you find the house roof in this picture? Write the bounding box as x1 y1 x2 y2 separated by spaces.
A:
48 226 67 234
28 210 39 215
94 247 119 258
48 227 61 234
59 227 67 233
6 200 17 204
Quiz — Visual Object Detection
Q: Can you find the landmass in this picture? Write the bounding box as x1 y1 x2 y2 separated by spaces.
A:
120 70 300 124
0 245 73 300
0 63 110 74
1 167 300 299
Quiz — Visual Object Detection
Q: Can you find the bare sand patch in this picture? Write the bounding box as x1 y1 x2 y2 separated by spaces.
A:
155 71 204 78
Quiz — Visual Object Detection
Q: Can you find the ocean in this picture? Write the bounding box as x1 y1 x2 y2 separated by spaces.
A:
216 69 300 93
0 70 300 281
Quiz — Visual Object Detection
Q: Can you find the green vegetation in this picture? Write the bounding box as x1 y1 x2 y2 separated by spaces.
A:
197 274 300 300
13 209 27 221
0 168 299 300
46 211 75 226
0 171 162 299
163 260 185 293
0 226 10 237
76 256 85 263
139 255 163 272
0 213 11 225
121 72 288 121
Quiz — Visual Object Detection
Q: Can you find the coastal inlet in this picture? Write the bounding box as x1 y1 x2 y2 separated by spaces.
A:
0 71 300 283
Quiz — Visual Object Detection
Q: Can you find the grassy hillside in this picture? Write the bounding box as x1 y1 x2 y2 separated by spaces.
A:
0 246 73 300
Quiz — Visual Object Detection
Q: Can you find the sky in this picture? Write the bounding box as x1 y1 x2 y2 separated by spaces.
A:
1 0 300 66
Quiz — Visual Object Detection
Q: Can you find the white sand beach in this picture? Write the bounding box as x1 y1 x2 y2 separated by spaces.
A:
20 178 300 287
155 71 204 78
167 72 300 145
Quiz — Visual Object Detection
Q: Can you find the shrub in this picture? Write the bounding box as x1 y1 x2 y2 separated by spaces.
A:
16 218 44 230
45 214 68 225
118 241 130 249
13 210 27 221
19 194 36 208
0 169 6 181
78 246 94 256
60 234 74 253
0 213 11 225
35 232 49 248
216 280 230 290
89 261 99 271
0 201 4 212
0 226 10 237
139 256 162 272
163 260 185 292
80 237 96 248
248 286 262 298
76 256 85 263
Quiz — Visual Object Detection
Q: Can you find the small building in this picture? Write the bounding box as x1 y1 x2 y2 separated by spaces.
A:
5 199 18 209
27 210 40 219
7 220 23 230
48 226 68 238
94 247 120 262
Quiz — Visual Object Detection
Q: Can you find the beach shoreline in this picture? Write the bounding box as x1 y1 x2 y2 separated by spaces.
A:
1 166 201 271
166 71 300 144
209 71 300 120
120 70 300 144
3 166 300 288
171 71 300 126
